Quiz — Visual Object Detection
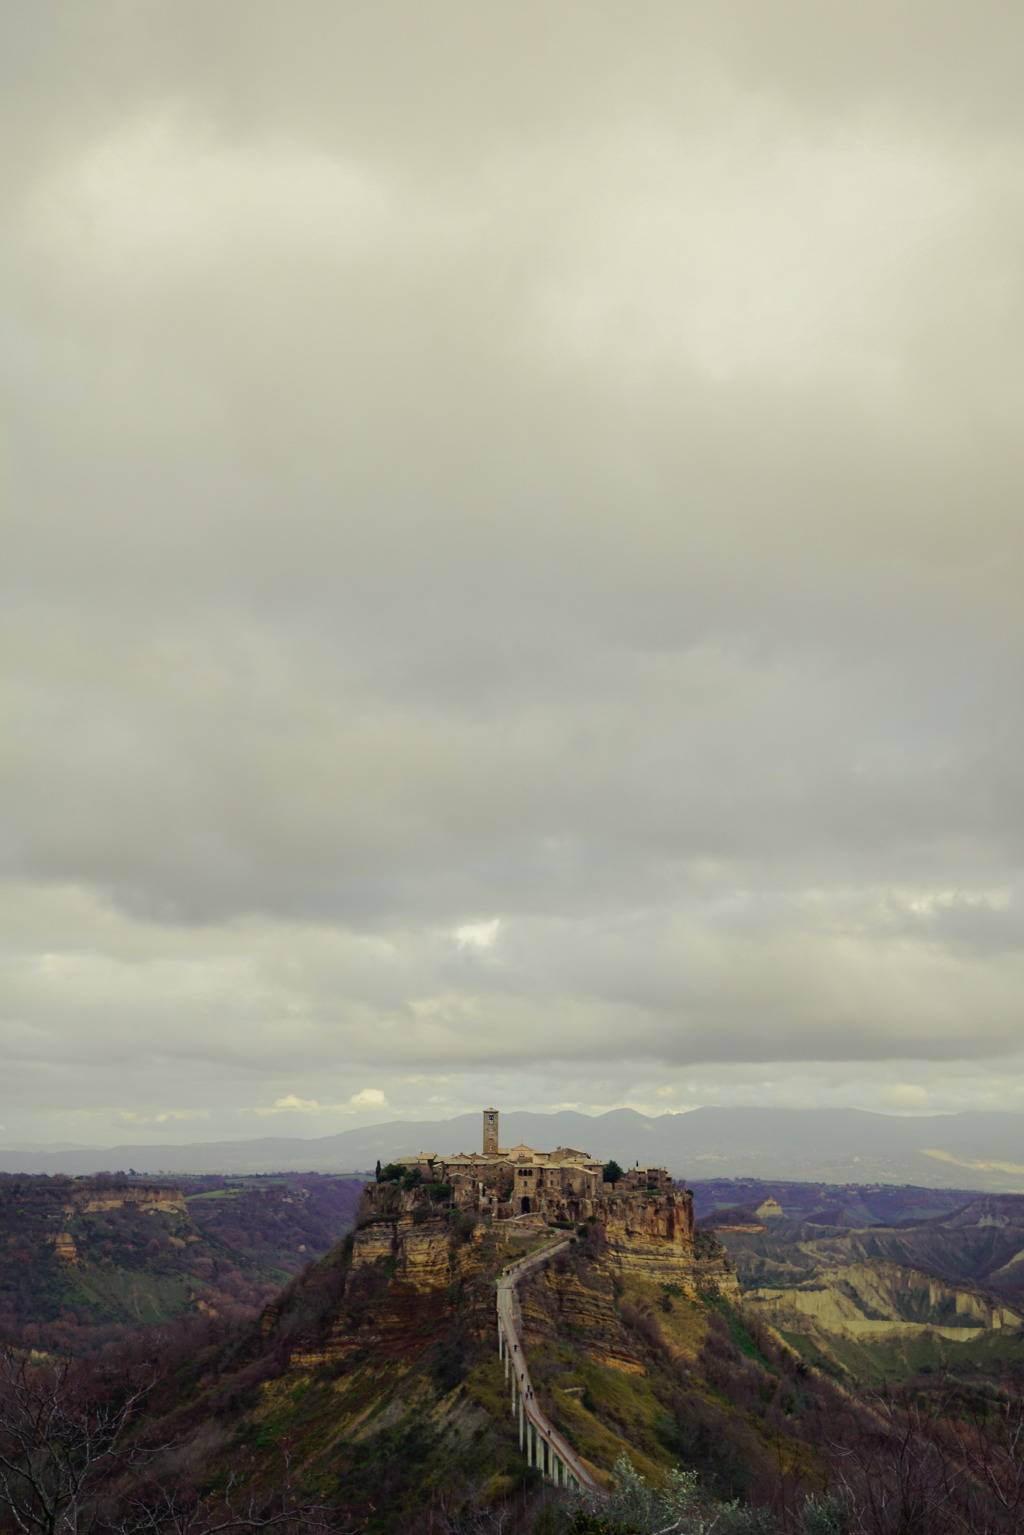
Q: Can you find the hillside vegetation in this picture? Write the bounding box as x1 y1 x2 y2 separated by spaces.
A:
0 1172 363 1353
1 1197 1017 1534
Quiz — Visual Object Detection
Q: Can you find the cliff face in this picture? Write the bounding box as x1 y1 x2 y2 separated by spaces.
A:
284 1183 723 1377
513 1235 802 1493
70 1185 188 1216
519 1253 646 1375
745 1261 1022 1338
358 1181 737 1299
602 1189 694 1273
351 1217 467 1292
278 1199 499 1371
52 1230 79 1264
599 1188 740 1297
354 1186 488 1292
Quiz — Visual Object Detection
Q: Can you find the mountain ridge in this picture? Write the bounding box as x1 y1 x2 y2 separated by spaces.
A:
3 1106 1023 1191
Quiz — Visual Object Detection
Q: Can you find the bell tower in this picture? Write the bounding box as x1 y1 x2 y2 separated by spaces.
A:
482 1106 500 1156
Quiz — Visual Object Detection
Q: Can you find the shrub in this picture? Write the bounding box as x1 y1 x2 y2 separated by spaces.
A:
448 1209 476 1244
430 1329 469 1393
694 1228 725 1259
797 1494 853 1535
573 1455 710 1533
717 1508 780 1534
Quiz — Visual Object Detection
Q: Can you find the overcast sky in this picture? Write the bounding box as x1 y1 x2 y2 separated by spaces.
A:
4 2 1024 1147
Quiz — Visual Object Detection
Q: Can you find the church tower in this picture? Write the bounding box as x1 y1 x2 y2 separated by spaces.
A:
482 1106 500 1156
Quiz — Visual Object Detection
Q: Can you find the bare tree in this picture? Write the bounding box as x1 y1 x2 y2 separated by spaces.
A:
0 1347 152 1534
827 1386 992 1535
114 1462 341 1535
0 1349 346 1535
940 1375 1024 1535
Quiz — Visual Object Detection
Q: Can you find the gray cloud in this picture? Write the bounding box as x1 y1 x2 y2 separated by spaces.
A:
3 2 1024 1143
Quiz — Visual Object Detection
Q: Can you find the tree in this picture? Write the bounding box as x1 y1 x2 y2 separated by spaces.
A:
603 1160 624 1185
374 1160 382 1183
0 1348 340 1534
573 1454 709 1532
0 1347 151 1534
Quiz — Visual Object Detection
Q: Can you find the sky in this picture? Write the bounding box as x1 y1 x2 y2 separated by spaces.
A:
4 2 1024 1147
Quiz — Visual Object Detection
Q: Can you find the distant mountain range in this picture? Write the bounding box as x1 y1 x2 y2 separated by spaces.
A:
2 1106 1022 1190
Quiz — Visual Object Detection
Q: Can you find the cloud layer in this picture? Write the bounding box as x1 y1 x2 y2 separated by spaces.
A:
3 3 1024 1143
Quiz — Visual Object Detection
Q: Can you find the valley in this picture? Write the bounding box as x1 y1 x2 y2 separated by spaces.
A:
0 1171 364 1352
700 1180 1024 1385
3 1147 1024 1532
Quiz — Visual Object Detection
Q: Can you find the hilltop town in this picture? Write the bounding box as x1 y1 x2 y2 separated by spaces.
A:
386 1105 673 1219
357 1106 728 1295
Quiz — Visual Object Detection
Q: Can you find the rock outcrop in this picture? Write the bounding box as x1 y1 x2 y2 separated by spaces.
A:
745 1260 1022 1339
52 1230 79 1264
67 1185 187 1217
601 1189 721 1292
520 1257 646 1374
357 1180 737 1298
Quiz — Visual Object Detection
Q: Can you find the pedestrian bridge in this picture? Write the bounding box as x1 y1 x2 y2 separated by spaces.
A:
495 1237 602 1494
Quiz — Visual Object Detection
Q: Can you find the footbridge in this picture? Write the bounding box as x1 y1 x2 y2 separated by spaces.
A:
495 1237 602 1494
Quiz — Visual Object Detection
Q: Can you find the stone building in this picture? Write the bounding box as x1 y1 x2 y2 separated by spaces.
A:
390 1107 679 1226
482 1106 500 1155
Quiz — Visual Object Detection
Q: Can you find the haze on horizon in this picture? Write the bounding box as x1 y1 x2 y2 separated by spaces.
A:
4 2 1024 1149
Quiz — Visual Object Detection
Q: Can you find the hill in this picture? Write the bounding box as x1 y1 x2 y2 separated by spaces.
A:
0 1172 363 1353
5 1106 1024 1191
690 1177 979 1225
4 1178 1024 1533
704 1183 1024 1386
5 1185 1019 1534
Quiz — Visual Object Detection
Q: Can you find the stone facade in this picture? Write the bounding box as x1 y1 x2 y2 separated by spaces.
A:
374 1108 700 1260
389 1107 620 1221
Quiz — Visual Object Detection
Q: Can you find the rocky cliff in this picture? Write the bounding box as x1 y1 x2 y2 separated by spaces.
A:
69 1184 188 1216
602 1190 694 1279
358 1179 736 1298
745 1259 1022 1339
